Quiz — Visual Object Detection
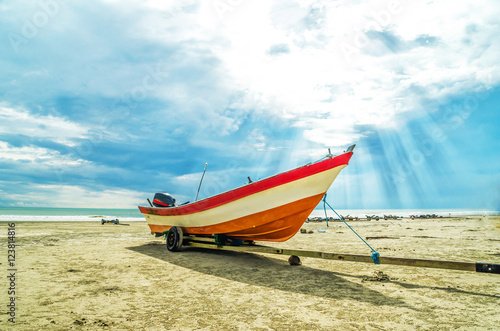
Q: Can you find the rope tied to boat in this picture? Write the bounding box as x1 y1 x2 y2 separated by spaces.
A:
322 194 380 264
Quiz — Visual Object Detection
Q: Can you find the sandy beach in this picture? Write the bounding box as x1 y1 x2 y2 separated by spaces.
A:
1 215 499 330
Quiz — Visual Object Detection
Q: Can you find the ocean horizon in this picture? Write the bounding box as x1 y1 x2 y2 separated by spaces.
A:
0 207 498 222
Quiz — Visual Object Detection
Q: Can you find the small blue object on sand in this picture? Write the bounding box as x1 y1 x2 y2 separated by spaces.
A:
318 230 326 233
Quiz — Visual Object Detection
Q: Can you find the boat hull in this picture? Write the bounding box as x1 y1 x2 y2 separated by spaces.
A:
139 152 352 242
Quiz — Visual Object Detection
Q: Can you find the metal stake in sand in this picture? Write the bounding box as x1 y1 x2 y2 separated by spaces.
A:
195 163 208 201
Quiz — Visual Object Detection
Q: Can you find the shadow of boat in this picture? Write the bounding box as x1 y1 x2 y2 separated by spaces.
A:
127 242 413 309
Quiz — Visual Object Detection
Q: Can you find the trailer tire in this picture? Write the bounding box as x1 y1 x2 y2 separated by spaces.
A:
166 226 183 252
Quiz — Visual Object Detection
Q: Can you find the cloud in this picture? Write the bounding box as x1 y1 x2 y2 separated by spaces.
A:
0 182 145 208
0 141 87 166
10 0 497 153
0 0 499 208
3 1 500 148
268 43 291 55
205 0 500 152
0 105 90 146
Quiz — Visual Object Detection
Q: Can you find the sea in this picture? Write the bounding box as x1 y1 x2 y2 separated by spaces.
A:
0 207 144 222
0 207 498 222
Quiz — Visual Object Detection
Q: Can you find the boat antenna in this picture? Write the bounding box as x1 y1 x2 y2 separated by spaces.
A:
195 163 208 201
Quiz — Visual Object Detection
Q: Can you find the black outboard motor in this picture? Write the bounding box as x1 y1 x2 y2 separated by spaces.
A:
153 192 176 207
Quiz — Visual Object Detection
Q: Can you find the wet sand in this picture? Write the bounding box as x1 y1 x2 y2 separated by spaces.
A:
1 215 499 330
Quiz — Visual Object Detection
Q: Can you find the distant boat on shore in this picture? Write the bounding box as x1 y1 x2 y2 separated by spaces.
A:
138 145 355 242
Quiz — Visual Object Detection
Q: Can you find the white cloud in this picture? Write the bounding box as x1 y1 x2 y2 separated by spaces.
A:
0 141 87 167
180 0 500 150
86 0 497 164
0 105 90 146
3 1 499 153
0 183 145 208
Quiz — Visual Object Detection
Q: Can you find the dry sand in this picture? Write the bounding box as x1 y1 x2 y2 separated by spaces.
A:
1 215 499 330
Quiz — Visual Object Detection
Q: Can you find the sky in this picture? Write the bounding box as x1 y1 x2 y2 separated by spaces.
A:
0 0 499 210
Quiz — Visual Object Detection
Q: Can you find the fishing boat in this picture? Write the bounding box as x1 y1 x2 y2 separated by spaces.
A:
136 144 500 274
138 145 355 245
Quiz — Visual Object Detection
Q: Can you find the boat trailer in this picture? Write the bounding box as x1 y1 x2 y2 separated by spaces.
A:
162 227 500 274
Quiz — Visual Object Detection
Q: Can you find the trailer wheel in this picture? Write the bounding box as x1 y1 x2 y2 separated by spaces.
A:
166 226 183 252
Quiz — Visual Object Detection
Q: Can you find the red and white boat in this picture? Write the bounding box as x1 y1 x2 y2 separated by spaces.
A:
138 145 355 243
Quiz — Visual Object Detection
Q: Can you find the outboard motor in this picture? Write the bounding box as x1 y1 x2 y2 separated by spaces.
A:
153 192 176 207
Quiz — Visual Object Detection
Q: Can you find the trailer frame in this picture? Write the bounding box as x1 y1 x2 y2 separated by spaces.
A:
163 229 499 274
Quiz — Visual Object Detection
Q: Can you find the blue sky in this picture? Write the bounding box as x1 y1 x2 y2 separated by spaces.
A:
0 0 499 210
